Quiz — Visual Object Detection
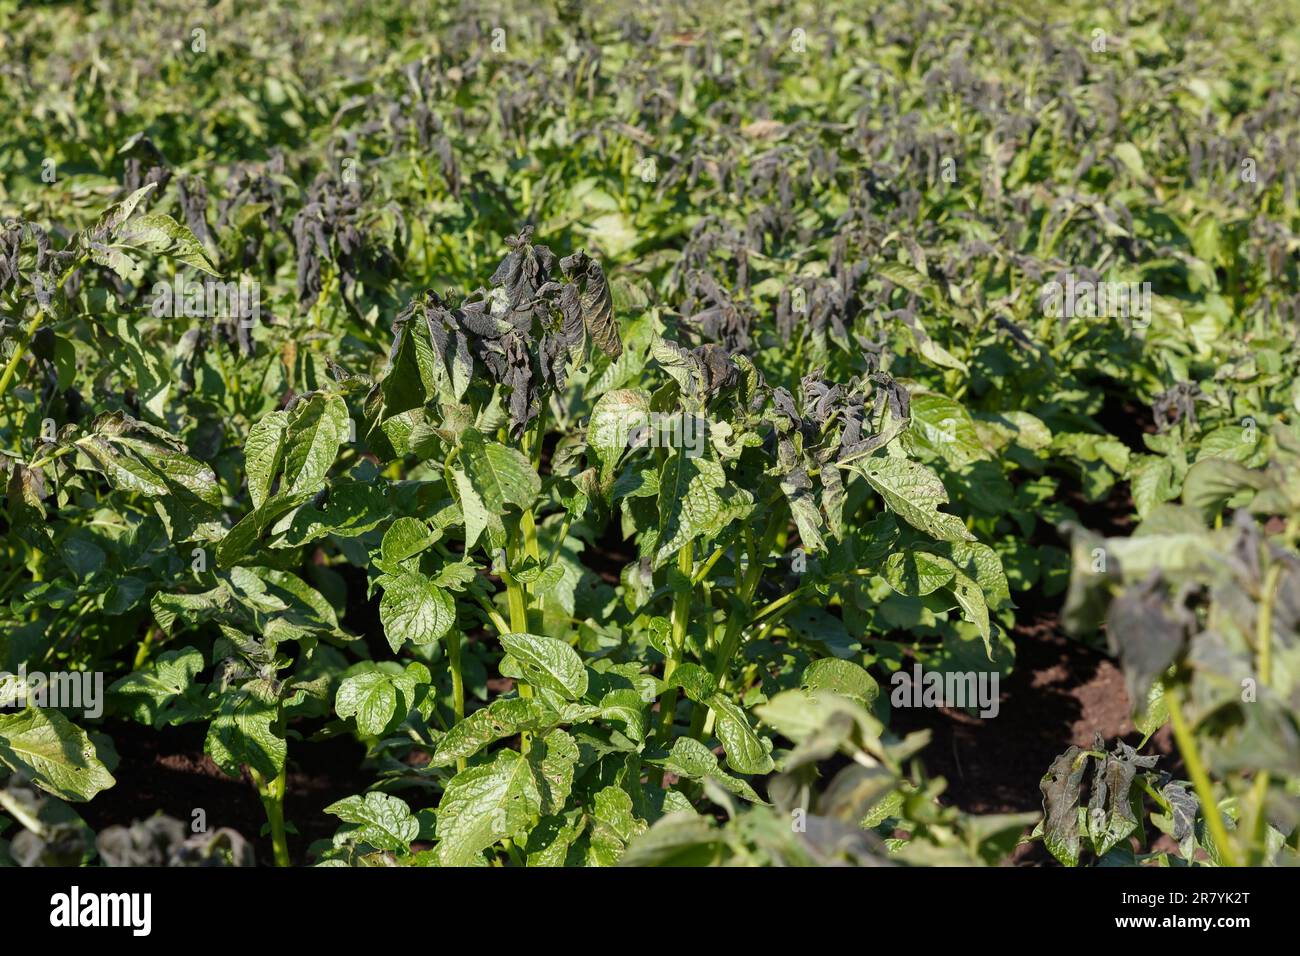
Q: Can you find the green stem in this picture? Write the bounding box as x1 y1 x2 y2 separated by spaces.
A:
28 443 76 472
708 517 780 686
0 310 47 404
530 398 547 471
447 628 467 774
518 416 543 600
502 568 533 753
504 573 529 633
252 762 290 867
471 589 511 636
545 512 573 568
1165 684 1238 867
131 627 157 670
750 587 802 627
656 542 694 745
520 509 541 571
691 545 724 586
688 514 783 741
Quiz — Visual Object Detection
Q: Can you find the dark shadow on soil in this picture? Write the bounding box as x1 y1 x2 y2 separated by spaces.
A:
886 597 1177 864
79 720 370 866
1094 386 1158 454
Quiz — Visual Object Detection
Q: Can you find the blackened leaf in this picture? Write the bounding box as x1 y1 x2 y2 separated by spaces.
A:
1105 576 1188 709
564 252 620 358
1039 745 1087 866
1161 781 1199 843
490 227 555 325
1087 742 1158 858
696 343 737 400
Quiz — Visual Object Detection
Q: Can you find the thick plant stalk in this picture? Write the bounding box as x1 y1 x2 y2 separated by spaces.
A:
251 764 291 867
503 419 545 750
1165 684 1238 867
503 563 534 753
131 626 157 670
655 541 694 744
688 514 783 741
446 628 467 774
0 310 44 402
504 572 530 633
470 590 510 636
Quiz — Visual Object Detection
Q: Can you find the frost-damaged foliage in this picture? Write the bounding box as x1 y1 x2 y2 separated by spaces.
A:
374 227 620 443
1032 735 1196 867
1053 424 1300 866
1 0 1298 868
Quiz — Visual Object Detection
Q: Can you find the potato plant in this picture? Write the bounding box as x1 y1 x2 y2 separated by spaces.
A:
0 0 1297 868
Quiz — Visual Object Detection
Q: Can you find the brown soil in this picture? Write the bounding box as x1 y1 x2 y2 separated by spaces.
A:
889 603 1176 864
78 720 370 866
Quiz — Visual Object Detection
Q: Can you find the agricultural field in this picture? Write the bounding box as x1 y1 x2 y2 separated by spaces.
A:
0 0 1298 875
